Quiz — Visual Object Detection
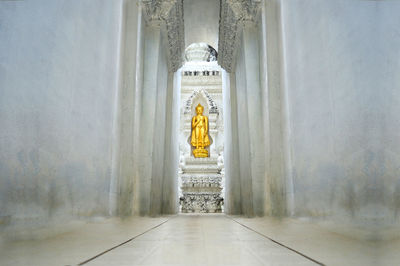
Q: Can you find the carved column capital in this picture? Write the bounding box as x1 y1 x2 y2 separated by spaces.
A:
227 0 261 22
141 0 185 72
218 0 261 72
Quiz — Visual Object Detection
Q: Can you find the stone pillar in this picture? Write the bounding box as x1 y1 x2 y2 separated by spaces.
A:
223 71 242 214
218 0 266 216
259 0 288 217
133 0 184 216
115 0 145 217
162 71 180 214
240 23 266 216
137 25 163 215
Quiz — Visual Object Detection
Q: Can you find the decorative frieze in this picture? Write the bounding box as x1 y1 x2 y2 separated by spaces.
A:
218 0 261 72
181 176 222 187
182 70 221 77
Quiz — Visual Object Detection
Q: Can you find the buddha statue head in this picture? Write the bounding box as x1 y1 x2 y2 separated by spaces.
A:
195 103 204 115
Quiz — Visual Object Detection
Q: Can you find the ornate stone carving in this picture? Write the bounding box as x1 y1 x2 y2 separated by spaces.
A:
180 193 223 213
185 43 218 62
185 43 211 62
182 176 222 188
184 90 219 115
226 0 261 21
141 0 184 72
218 0 261 72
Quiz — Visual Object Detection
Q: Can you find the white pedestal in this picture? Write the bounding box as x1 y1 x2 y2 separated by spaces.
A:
180 157 223 213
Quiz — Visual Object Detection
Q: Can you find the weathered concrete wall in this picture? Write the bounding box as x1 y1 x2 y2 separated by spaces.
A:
379 1 400 229
0 0 124 234
279 0 400 228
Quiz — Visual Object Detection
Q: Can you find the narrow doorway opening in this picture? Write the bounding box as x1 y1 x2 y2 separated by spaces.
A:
177 43 225 213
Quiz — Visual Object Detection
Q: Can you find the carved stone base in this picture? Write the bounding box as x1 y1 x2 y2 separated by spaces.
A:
181 193 223 213
193 148 208 158
180 175 223 213
180 157 223 213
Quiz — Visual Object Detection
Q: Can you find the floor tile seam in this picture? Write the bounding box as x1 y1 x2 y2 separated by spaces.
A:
225 215 326 266
77 216 177 265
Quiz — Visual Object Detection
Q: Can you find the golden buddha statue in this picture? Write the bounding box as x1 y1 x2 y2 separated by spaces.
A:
191 103 210 158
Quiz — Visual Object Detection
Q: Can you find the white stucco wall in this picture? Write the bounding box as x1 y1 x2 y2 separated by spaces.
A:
379 1 400 228
0 0 124 233
224 0 400 228
0 0 180 233
279 0 400 227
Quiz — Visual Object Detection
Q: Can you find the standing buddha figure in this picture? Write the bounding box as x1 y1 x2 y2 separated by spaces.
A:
191 103 210 158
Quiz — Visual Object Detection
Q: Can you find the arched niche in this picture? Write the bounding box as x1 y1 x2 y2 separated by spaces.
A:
184 90 219 157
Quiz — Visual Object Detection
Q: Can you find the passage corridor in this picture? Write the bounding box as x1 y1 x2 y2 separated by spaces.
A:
1 214 382 266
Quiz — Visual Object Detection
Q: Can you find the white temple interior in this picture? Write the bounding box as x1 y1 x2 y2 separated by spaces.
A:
0 0 399 265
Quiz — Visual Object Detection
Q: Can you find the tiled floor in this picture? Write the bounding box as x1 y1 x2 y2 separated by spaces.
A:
0 214 390 266
0 216 169 266
86 215 316 266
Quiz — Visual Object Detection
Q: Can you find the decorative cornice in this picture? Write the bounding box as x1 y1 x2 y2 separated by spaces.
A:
218 0 261 72
141 0 184 72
